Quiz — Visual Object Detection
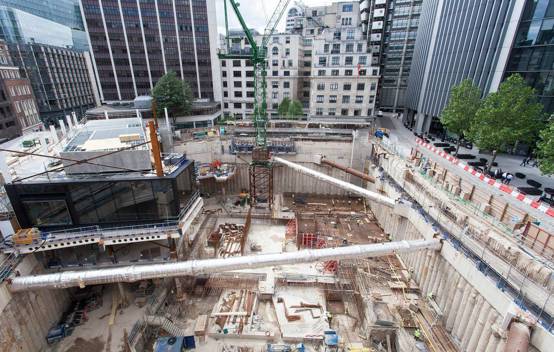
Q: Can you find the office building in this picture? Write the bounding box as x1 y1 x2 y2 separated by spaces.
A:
376 0 422 111
0 40 42 139
10 42 98 126
405 0 519 133
219 30 305 118
79 0 221 103
309 2 379 117
504 0 554 112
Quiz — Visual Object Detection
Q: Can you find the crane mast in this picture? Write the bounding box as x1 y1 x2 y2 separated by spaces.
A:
220 0 291 207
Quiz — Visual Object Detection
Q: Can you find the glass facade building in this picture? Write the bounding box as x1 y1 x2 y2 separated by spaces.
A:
0 0 84 31
505 0 554 112
5 160 198 230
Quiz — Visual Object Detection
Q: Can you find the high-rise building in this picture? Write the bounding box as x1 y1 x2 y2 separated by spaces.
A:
376 0 422 112
80 0 221 103
10 43 99 125
0 0 88 51
405 0 527 133
504 0 554 112
0 40 42 139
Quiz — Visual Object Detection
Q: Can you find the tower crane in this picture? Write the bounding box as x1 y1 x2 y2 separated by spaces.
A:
220 0 291 207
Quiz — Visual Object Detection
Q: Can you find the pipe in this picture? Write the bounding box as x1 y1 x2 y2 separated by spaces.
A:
8 239 440 291
148 120 163 177
321 157 376 183
273 157 395 207
504 322 530 352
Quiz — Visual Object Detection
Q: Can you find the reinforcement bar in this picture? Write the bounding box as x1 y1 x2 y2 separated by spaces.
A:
9 239 440 291
273 157 395 207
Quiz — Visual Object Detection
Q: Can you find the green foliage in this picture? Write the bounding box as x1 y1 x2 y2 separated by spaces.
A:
151 71 193 119
537 119 554 175
287 100 303 119
469 74 545 152
277 97 291 117
440 79 481 137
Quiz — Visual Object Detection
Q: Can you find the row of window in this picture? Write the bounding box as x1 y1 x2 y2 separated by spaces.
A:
8 85 31 97
316 82 377 91
323 43 364 54
317 55 366 66
314 107 370 116
0 69 20 79
315 95 366 104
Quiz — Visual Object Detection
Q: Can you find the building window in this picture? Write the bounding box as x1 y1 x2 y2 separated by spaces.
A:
233 71 241 77
342 4 353 13
273 70 278 76
234 81 242 88
342 95 350 103
324 44 329 53
223 81 228 88
345 56 353 65
357 43 363 52
345 69 353 76
357 83 365 91
233 60 241 67
246 80 254 87
330 83 338 90
334 30 341 40
284 92 290 98
345 43 354 53
272 103 279 109
283 71 290 76
342 18 352 26
247 91 254 98
272 59 279 66
332 44 340 54
224 91 228 97
223 71 227 77
370 82 377 90
359 56 367 65
234 103 242 109
22 200 72 226
272 81 279 88
316 95 324 103
234 91 243 97
318 70 326 76
328 108 336 116
318 57 327 66
343 83 351 91
317 83 325 90
329 95 337 103
331 56 340 66
285 48 290 56
355 96 363 104
272 92 278 99
246 71 254 77
285 36 290 44
331 69 339 76
284 81 290 88
354 109 361 116
288 60 293 67
341 108 349 115
372 69 378 76
316 108 323 116
347 29 354 39
272 47 279 55
273 37 280 43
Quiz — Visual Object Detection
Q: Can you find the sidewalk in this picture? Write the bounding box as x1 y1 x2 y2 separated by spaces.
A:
377 114 554 225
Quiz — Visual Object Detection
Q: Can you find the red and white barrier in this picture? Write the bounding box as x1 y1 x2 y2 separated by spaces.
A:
415 138 554 218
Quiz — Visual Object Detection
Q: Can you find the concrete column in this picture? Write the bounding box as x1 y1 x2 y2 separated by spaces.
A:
429 257 444 296
467 304 492 352
452 284 473 337
439 267 458 311
49 125 59 144
414 250 426 282
455 291 477 340
475 311 497 352
420 252 433 293
66 114 73 130
59 119 67 136
462 295 484 350
422 253 439 294
446 279 466 332
72 111 78 126
435 264 451 307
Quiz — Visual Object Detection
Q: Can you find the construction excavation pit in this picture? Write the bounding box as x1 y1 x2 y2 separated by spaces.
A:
0 128 553 352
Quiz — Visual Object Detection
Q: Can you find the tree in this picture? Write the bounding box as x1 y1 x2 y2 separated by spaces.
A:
277 97 291 117
469 74 545 173
287 100 303 119
537 119 554 175
440 79 482 155
151 71 193 122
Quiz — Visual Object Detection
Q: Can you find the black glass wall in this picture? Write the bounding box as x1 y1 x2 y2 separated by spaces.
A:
5 161 197 230
505 0 554 112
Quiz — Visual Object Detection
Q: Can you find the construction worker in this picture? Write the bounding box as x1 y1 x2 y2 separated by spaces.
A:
326 311 333 326
414 329 422 341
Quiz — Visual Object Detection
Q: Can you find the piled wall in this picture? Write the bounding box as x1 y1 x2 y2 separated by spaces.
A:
0 256 70 351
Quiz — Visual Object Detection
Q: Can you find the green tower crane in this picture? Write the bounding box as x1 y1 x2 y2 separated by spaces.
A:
220 0 291 207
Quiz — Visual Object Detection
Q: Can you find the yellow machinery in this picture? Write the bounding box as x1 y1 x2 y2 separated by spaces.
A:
13 228 40 245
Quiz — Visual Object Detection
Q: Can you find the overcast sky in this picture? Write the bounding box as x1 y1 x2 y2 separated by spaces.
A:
215 0 336 34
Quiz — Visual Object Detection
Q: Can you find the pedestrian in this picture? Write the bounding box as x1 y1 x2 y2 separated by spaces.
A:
506 173 513 185
494 168 502 179
502 172 507 183
520 156 530 166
